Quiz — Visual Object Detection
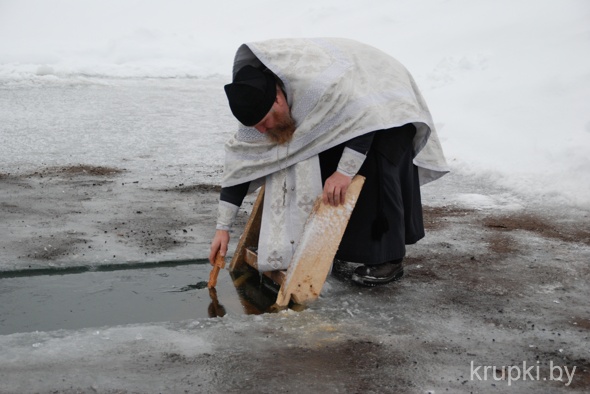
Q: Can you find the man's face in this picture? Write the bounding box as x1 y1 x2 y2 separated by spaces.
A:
253 88 295 145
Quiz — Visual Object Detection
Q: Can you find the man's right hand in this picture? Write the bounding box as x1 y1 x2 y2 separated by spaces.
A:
209 230 230 265
323 171 353 206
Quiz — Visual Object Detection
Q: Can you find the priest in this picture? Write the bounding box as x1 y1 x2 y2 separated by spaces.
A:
209 38 449 286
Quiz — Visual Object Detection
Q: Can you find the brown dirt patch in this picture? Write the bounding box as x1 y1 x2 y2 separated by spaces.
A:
217 339 411 392
423 205 475 230
483 213 590 245
24 236 88 260
404 256 441 282
31 165 125 177
572 317 590 330
158 183 221 193
486 232 519 254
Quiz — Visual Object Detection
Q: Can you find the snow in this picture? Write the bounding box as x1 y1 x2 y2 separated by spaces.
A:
1 0 589 208
454 193 524 211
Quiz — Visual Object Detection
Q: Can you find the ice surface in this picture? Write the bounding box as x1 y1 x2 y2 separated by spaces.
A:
0 77 232 187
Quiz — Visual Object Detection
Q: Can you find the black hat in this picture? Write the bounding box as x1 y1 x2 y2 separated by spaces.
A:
224 65 277 126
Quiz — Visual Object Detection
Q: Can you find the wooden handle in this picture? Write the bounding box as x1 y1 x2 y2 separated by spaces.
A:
214 252 226 269
207 253 226 289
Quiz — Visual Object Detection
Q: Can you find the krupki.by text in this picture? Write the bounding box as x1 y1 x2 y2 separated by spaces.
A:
470 360 576 386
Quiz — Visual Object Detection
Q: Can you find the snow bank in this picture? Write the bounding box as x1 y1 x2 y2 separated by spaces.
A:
1 0 588 208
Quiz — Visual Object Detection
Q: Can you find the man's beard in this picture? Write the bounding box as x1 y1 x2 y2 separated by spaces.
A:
266 114 296 145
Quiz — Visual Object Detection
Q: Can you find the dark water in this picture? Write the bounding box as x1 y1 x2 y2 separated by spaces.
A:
0 262 278 335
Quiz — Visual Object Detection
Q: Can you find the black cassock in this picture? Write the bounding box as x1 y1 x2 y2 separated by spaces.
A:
220 123 424 266
319 123 424 265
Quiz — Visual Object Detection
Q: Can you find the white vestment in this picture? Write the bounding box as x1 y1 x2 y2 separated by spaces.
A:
222 38 449 272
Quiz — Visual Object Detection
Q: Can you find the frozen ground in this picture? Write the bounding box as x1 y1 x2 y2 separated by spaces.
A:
1 159 589 393
0 79 589 393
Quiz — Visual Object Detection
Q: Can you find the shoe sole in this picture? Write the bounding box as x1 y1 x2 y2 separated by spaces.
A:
351 268 404 287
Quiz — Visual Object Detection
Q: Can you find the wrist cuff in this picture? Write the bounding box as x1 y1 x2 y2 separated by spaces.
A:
216 201 239 231
337 147 367 177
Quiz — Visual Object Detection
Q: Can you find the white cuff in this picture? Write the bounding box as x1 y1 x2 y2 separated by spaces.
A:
216 201 239 231
337 147 366 177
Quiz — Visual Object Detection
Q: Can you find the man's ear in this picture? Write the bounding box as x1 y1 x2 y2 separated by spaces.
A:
276 86 287 107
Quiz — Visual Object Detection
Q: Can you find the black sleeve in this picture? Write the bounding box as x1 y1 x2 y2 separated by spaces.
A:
344 131 376 155
221 133 375 206
220 182 250 207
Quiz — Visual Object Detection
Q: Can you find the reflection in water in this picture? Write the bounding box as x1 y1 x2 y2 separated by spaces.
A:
169 267 284 317
225 268 308 314
207 288 226 318
177 267 304 318
228 269 280 315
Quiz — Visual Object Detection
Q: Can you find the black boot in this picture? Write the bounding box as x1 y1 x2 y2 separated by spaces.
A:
351 259 404 286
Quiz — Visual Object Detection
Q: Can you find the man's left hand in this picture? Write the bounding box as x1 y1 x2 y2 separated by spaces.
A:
323 171 352 206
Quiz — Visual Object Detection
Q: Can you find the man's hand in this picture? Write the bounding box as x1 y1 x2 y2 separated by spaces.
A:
323 171 353 206
209 230 230 266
